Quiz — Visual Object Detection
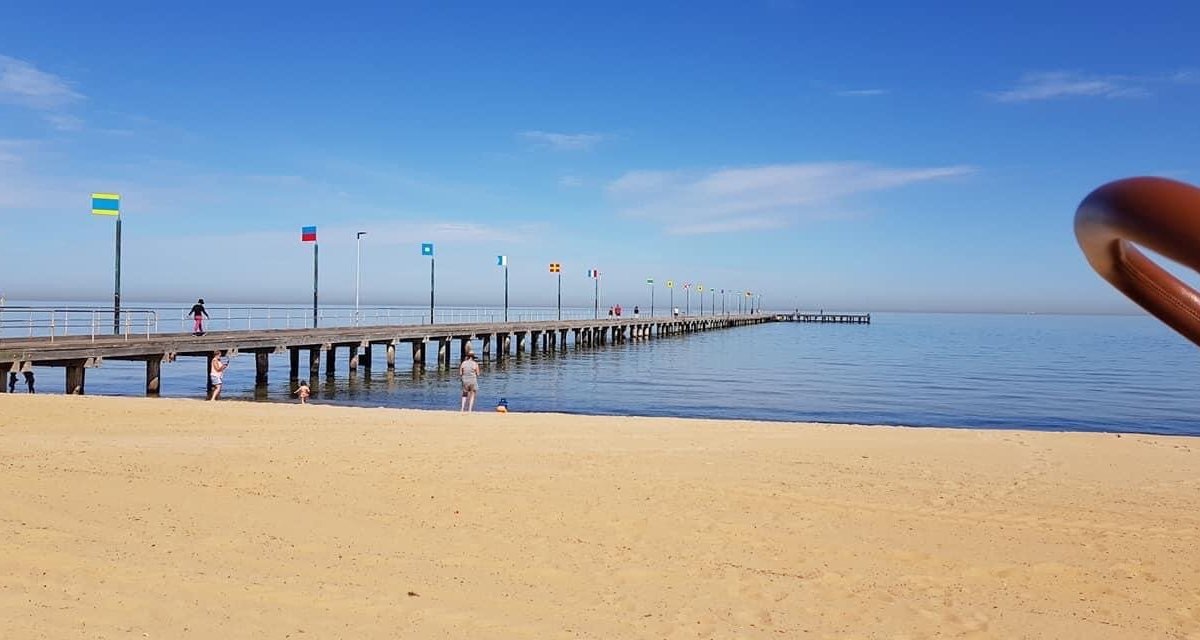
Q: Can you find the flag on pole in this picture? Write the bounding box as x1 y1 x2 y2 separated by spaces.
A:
301 225 317 242
587 269 600 278
666 280 673 288
421 243 434 256
91 193 120 216
497 255 508 266
646 278 654 284
683 282 690 289
698 284 704 292
549 262 561 273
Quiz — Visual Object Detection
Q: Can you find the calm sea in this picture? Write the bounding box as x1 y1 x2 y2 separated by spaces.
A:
13 309 1198 436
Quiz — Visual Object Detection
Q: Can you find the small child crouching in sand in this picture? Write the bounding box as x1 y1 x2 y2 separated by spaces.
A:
294 380 310 404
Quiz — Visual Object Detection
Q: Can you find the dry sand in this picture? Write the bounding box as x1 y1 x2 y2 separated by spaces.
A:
0 395 1197 639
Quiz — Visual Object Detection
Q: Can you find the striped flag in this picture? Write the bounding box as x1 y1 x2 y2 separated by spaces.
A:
301 226 317 242
497 255 508 267
91 193 120 216
587 269 600 278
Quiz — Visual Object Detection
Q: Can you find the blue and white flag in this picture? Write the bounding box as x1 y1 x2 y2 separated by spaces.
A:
421 242 434 256
587 269 600 278
497 255 508 266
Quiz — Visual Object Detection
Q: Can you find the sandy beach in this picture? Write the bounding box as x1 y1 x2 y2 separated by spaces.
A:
0 395 1197 639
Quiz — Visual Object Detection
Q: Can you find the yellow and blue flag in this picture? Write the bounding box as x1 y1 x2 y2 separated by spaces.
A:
91 193 120 216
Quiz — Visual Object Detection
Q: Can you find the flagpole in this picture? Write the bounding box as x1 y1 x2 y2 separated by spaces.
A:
312 242 319 328
113 216 122 335
650 282 655 318
557 272 562 321
593 275 598 319
504 264 509 322
429 256 435 325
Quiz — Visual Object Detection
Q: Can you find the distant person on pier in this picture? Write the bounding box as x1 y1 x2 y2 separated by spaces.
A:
189 298 209 336
209 351 227 401
633 305 639 318
294 380 310 404
673 307 679 318
459 350 480 412
608 307 614 317
614 304 622 317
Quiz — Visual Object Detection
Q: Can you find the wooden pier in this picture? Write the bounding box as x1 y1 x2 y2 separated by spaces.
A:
776 312 871 324
0 314 770 396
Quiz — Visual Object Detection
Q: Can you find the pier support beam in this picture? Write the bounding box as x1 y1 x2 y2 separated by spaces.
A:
309 348 321 378
66 360 86 395
145 356 162 396
482 334 492 359
349 346 359 371
502 333 511 359
559 329 568 350
517 332 527 353
437 339 449 368
289 347 300 380
386 343 396 370
412 341 425 366
255 352 269 386
326 346 337 378
362 344 373 370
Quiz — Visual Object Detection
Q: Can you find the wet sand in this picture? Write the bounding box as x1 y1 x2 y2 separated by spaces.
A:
1 395 1197 639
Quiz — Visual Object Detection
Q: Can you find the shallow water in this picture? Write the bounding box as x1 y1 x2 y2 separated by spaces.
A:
34 311 1200 436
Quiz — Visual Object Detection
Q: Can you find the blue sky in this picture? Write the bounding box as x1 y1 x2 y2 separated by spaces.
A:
2 1 1198 313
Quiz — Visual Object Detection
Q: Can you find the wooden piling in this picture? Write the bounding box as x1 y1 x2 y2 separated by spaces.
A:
145 356 162 396
289 347 300 380
325 346 336 378
66 360 86 395
255 352 269 386
386 343 396 370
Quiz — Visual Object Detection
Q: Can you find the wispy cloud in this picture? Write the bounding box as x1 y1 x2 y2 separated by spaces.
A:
834 89 888 97
518 130 605 151
986 70 1198 103
0 54 83 109
607 162 974 235
44 113 84 131
558 175 584 188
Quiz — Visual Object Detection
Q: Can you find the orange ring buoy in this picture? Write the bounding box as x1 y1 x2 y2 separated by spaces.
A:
1074 177 1200 347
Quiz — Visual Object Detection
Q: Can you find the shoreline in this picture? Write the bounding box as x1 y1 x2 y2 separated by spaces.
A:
2 394 1198 638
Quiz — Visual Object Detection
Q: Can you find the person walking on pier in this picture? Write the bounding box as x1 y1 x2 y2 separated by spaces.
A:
459 350 480 412
189 298 209 336
209 351 227 401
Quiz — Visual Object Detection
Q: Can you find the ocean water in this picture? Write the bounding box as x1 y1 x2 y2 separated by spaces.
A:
15 309 1199 436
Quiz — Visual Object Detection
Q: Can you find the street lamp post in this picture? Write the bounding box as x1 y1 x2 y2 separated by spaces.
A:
355 231 367 325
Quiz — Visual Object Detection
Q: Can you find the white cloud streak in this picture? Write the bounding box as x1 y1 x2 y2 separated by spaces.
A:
835 89 888 97
519 130 605 151
607 162 974 235
0 54 83 109
986 70 1199 103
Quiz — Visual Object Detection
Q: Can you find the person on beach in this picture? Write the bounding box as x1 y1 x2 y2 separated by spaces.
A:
294 380 310 404
208 351 227 401
189 298 209 336
21 362 34 393
7 371 16 393
459 350 480 412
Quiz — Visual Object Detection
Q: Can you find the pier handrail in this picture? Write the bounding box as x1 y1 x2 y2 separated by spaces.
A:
0 306 159 342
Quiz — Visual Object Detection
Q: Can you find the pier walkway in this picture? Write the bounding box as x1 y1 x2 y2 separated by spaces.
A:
776 312 871 324
1 314 769 395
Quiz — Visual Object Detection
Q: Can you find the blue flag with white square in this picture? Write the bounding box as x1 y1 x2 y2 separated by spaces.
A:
421 243 434 256
497 255 507 266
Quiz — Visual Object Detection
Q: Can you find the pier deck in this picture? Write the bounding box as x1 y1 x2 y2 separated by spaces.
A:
1 314 769 395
